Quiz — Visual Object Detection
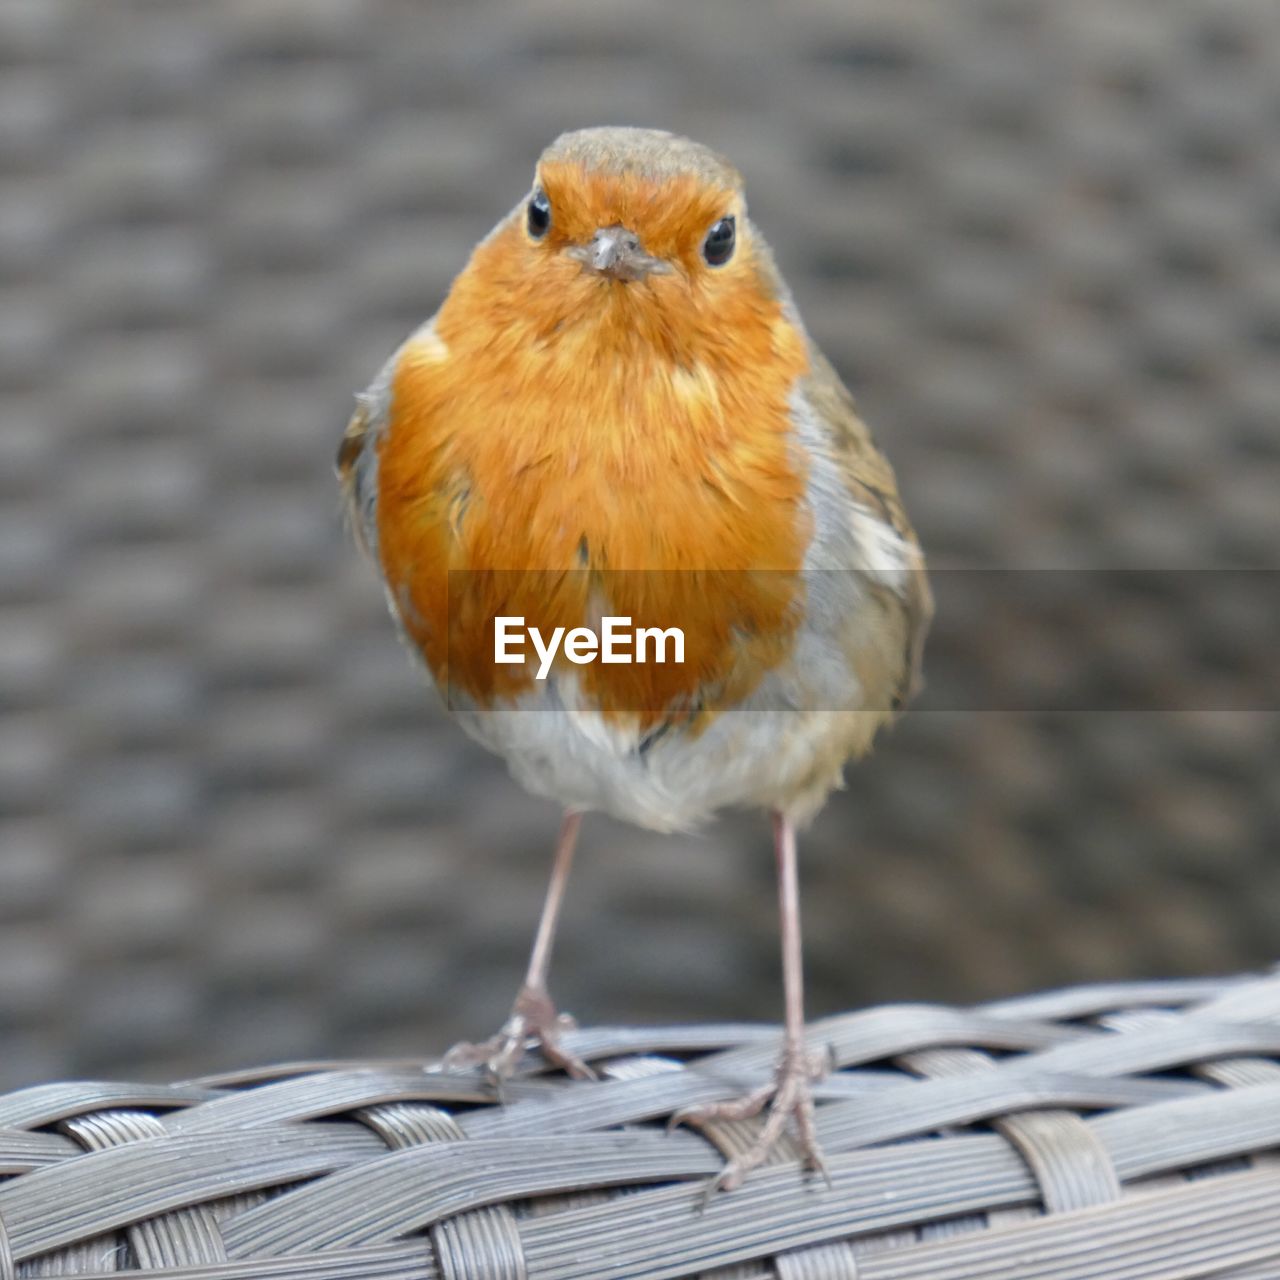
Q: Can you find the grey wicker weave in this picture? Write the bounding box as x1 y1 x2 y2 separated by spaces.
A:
2 972 1279 1278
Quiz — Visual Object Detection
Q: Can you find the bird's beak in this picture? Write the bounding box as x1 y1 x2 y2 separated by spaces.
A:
568 225 667 281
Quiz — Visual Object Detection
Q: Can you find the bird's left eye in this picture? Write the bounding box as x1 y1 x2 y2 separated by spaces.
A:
527 189 552 239
702 216 736 266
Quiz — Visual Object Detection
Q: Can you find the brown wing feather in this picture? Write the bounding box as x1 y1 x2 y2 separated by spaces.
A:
336 399 375 556
802 344 933 711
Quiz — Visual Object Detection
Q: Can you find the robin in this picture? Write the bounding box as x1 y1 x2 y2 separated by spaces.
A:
337 126 931 1190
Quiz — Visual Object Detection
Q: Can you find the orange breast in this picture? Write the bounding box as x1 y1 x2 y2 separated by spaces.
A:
375 218 812 728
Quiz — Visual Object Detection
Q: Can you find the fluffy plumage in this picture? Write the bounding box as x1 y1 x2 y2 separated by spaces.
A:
339 126 930 830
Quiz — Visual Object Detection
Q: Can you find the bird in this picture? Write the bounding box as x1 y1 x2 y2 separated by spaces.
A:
337 126 931 1191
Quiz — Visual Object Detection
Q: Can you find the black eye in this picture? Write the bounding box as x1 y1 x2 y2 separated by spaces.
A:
527 189 551 239
702 215 736 266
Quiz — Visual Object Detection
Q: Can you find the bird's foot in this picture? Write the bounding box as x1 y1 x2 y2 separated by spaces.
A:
442 984 596 1083
672 1042 832 1194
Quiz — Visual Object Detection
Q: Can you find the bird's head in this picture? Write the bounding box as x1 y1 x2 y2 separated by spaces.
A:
527 126 746 286
444 128 787 362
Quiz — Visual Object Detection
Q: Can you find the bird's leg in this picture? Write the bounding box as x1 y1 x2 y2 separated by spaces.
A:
672 811 830 1192
443 810 595 1081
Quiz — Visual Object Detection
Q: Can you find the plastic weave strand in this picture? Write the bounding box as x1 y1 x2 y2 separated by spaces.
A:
1 972 1279 1279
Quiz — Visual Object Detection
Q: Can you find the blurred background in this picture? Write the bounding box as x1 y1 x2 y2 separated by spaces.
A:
1 0 1278 1090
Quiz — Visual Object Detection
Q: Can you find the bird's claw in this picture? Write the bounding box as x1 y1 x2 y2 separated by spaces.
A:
674 1042 831 1198
442 985 596 1083
667 1082 775 1134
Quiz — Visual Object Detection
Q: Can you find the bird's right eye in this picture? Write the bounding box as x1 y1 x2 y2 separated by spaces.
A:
527 189 552 239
